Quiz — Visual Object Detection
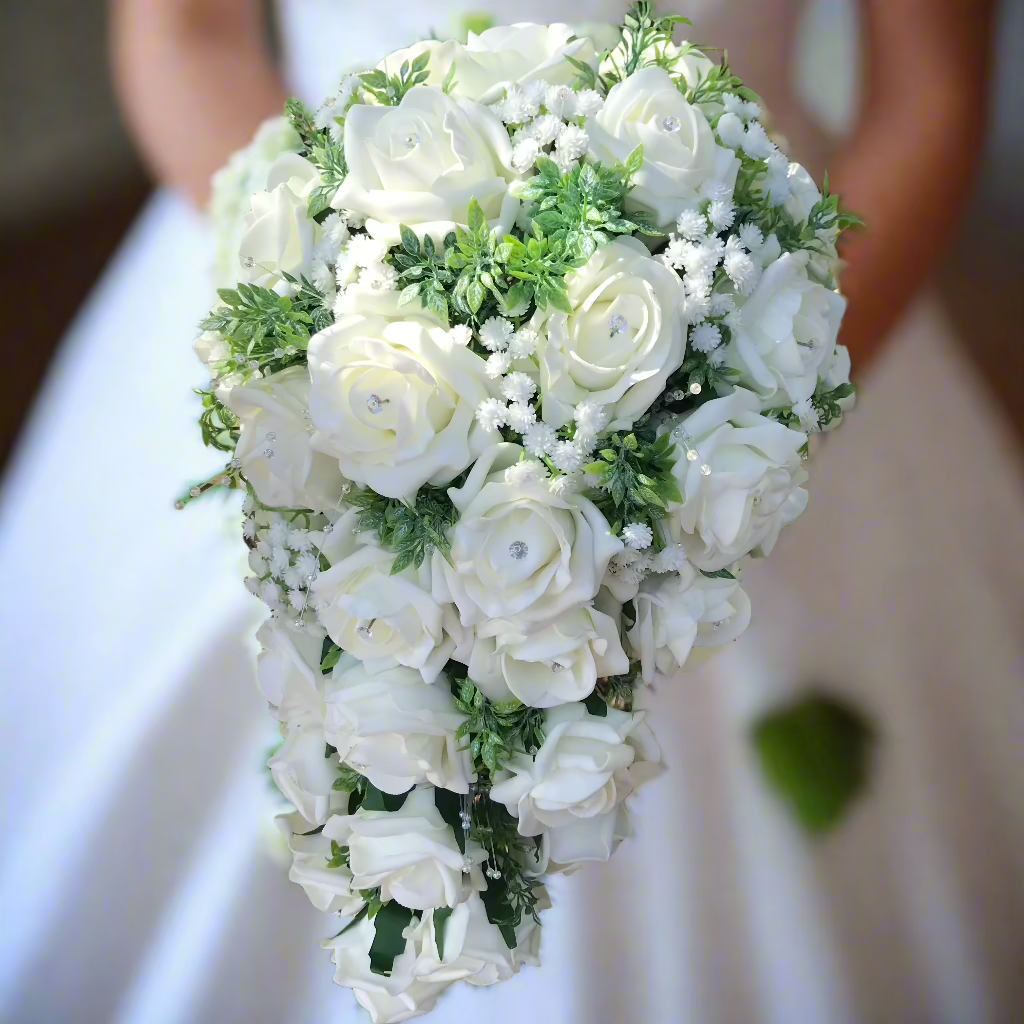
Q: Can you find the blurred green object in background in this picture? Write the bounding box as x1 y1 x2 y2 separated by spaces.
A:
752 691 875 836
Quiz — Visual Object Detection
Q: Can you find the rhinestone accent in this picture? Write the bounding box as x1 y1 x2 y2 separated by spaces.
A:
189 486 201 498
403 131 421 149
700 464 712 476
263 448 275 459
662 115 681 133
686 449 699 462
608 314 628 335
241 255 256 268
486 866 502 880
366 393 389 414
508 540 529 560
689 382 702 395
174 500 186 510
265 431 276 441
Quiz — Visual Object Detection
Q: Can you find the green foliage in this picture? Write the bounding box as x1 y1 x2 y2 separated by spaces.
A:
368 900 417 975
332 764 366 794
195 389 239 451
389 226 457 325
321 639 344 674
752 691 874 836
687 56 760 108
347 486 459 574
813 382 855 427
431 907 454 959
359 50 431 106
198 274 331 381
500 225 582 315
326 839 349 869
470 796 544 940
602 2 692 86
515 151 655 261
361 782 413 812
452 677 546 775
446 201 509 322
700 568 736 580
583 429 682 540
285 98 348 216
595 668 638 712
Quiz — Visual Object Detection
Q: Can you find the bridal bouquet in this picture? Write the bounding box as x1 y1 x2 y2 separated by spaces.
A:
186 4 858 1019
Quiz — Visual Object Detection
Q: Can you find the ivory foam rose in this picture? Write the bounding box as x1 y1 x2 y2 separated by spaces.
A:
307 293 499 501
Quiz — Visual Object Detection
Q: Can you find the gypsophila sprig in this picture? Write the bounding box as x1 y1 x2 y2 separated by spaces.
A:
348 486 459 574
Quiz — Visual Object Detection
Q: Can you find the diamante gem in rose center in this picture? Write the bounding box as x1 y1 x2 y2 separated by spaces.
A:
608 314 628 335
662 115 681 133
366 393 389 414
508 540 529 560
403 132 421 149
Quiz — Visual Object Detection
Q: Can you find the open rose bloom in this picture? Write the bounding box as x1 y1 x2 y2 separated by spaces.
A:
192 5 855 1018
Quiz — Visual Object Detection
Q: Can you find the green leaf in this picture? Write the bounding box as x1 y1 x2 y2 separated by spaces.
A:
700 568 736 580
432 907 454 960
751 692 875 836
410 51 430 74
400 224 421 256
368 901 416 975
441 60 458 95
398 282 421 307
361 783 413 812
320 640 344 674
583 692 608 717
466 279 486 314
467 198 487 238
432 787 467 854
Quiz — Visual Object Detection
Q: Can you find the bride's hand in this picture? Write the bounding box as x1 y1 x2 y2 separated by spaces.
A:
110 0 288 206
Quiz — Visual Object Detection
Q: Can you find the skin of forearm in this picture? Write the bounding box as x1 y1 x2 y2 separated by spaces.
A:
830 85 986 370
111 0 287 205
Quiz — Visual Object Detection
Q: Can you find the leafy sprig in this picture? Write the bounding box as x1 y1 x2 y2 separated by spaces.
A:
514 150 655 261
195 389 239 451
687 56 760 108
284 98 348 216
348 486 459 574
584 429 682 540
603 2 693 86
390 227 457 325
451 676 545 775
199 275 331 381
359 50 431 106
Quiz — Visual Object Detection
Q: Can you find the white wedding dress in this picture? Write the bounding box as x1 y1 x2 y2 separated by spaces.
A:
2 2 1023 1022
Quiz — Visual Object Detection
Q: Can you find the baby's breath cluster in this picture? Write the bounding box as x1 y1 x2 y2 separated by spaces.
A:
187 6 859 1020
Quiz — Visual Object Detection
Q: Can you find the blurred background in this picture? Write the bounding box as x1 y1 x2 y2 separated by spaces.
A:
1 2 1022 1023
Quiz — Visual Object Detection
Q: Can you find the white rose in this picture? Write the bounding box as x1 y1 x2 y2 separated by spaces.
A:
323 656 471 795
468 605 628 708
238 153 321 293
308 292 499 501
534 237 687 430
666 388 808 570
260 619 346 825
489 703 660 869
224 366 345 511
333 88 518 246
324 788 480 910
285 819 365 915
325 915 447 1024
407 890 543 987
458 23 598 103
586 66 738 231
435 444 622 628
312 508 466 683
724 251 846 409
626 565 752 683
210 116 302 288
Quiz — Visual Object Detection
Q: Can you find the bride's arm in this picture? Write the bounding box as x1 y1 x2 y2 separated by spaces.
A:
110 0 287 206
830 0 998 369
